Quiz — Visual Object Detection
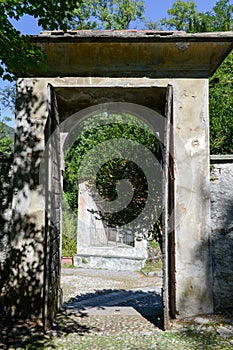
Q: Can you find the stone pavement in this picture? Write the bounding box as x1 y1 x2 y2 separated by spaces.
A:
60 267 163 333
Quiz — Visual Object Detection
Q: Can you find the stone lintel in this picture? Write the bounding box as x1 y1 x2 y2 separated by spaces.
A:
24 31 233 79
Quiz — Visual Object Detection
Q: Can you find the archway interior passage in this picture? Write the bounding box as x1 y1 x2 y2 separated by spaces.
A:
55 86 168 245
62 106 163 251
46 85 175 329
54 87 167 122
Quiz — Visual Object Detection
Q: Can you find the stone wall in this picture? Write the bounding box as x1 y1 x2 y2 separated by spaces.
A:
210 155 233 310
0 153 13 264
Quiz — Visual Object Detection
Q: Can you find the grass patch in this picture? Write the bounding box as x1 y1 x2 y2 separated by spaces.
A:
141 239 162 274
141 258 162 273
61 264 75 269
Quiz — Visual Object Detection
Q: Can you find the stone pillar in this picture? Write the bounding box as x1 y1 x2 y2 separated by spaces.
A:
173 79 213 317
7 78 49 318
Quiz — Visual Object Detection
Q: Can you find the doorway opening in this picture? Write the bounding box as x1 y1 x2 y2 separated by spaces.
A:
43 85 175 330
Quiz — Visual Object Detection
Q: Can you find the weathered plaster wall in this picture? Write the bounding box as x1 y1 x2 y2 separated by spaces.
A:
210 156 233 310
5 78 62 322
77 181 108 247
172 79 213 317
32 31 233 78
6 78 49 317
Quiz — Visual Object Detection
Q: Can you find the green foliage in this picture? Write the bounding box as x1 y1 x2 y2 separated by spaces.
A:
64 0 99 30
62 193 77 257
160 0 198 32
146 0 233 154
0 84 15 153
69 0 145 30
0 0 145 80
64 113 162 242
64 113 161 221
209 51 233 154
208 0 233 31
62 234 76 257
0 1 83 80
0 121 14 154
0 84 16 111
141 240 162 273
143 19 161 30
146 0 233 33
141 257 162 273
190 0 233 32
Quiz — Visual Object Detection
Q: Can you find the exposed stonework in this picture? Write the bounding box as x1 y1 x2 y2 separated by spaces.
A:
210 155 233 310
0 154 13 264
0 154 13 311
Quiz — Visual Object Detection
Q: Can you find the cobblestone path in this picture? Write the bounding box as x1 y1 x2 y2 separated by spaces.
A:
60 267 163 334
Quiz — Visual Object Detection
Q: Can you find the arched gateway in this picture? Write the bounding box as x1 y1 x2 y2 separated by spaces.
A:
1 30 232 329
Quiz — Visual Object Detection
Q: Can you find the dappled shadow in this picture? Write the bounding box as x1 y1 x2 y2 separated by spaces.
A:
0 78 62 327
210 159 233 311
0 317 46 350
0 153 13 309
0 140 47 320
212 198 233 311
63 287 163 329
0 80 45 320
0 213 45 318
0 311 97 350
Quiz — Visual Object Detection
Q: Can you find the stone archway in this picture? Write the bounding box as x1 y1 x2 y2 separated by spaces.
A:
8 77 210 330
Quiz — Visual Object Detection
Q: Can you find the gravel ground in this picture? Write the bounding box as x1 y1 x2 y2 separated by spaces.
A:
60 267 162 303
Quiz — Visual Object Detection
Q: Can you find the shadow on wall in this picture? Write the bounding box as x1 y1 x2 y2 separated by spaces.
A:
0 214 45 317
212 201 233 310
177 160 233 316
0 153 13 310
0 154 13 255
0 80 49 321
210 160 233 311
